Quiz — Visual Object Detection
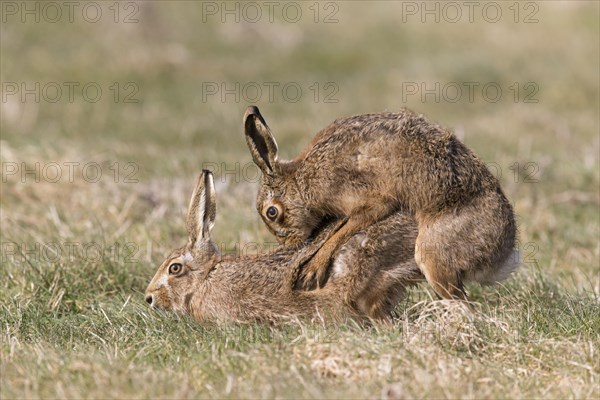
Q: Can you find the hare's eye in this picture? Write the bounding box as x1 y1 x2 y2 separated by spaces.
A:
168 263 182 275
266 206 279 221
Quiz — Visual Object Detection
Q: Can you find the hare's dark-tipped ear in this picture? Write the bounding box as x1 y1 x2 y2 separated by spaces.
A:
244 105 278 174
186 170 216 248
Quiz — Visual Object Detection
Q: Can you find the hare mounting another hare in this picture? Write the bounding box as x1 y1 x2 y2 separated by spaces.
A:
145 170 424 323
244 106 518 299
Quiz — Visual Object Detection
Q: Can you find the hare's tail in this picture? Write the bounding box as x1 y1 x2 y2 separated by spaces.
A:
467 250 520 286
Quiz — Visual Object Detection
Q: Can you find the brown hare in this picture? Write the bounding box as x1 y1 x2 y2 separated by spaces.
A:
145 170 424 323
244 106 518 299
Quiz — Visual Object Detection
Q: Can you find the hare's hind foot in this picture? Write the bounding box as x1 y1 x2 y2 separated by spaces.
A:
428 270 467 300
415 239 468 300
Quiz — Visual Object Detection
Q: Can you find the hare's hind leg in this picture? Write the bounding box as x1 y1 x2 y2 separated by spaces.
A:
415 230 468 300
415 190 515 300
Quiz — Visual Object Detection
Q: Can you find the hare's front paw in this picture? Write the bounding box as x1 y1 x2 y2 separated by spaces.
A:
297 253 332 290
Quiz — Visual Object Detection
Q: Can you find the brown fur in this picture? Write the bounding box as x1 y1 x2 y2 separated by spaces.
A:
244 106 518 298
145 171 423 323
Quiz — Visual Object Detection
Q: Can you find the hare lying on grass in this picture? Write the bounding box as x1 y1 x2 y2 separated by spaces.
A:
244 106 518 298
145 170 423 323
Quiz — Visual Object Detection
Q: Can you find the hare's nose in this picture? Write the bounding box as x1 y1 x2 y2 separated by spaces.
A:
145 294 153 305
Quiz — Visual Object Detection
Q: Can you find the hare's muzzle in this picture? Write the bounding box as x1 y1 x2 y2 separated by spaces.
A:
145 294 153 306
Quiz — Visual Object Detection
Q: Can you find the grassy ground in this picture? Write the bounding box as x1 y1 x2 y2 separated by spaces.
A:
1 1 599 398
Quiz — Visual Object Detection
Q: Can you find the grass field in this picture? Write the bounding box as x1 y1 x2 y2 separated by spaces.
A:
1 1 599 398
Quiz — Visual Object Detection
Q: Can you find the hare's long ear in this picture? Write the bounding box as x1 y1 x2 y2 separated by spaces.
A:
244 106 278 174
186 170 216 248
